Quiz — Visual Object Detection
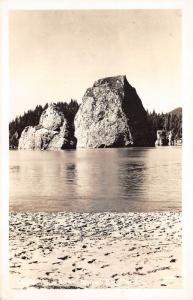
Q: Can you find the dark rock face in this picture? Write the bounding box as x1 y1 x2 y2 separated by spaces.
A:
18 104 76 150
75 75 151 148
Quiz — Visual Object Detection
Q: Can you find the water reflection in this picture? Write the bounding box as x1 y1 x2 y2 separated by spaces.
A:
74 149 120 211
9 147 181 212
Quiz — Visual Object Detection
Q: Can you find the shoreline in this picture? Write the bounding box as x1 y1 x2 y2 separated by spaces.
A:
9 211 182 289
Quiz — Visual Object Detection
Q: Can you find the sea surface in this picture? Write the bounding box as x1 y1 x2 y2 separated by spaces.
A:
9 147 181 212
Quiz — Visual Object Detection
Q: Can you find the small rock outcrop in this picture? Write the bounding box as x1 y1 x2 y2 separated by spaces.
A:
155 130 175 146
155 130 167 146
74 75 151 148
18 104 76 150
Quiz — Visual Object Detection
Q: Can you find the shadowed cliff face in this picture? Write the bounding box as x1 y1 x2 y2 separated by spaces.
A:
122 77 151 146
75 75 152 148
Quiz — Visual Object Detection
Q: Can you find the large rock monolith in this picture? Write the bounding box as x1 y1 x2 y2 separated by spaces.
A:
74 75 151 148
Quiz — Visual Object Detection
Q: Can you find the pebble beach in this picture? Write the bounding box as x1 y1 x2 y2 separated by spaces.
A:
9 211 182 289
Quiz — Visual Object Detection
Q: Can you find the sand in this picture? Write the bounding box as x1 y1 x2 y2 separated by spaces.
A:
9 211 182 289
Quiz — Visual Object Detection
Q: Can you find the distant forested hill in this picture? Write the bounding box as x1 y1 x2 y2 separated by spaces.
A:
9 100 79 149
169 107 182 118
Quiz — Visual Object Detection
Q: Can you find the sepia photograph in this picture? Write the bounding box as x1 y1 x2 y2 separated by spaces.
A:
8 9 182 290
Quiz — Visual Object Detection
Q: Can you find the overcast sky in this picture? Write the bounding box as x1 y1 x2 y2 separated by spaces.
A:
10 10 181 120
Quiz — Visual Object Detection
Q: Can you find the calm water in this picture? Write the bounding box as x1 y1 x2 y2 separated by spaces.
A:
9 147 181 212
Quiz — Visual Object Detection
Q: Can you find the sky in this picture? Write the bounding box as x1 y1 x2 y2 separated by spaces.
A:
10 10 181 120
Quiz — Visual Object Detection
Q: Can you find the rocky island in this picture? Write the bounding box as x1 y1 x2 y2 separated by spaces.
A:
17 75 153 150
10 75 182 150
18 103 76 150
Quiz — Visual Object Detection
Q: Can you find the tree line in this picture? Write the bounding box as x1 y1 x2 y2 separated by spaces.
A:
9 102 182 149
146 109 182 144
